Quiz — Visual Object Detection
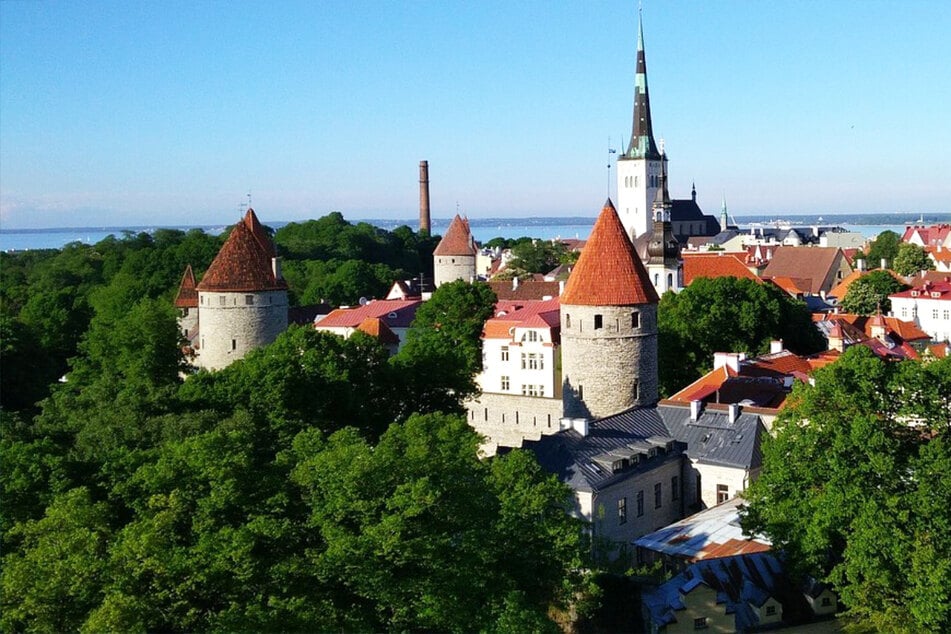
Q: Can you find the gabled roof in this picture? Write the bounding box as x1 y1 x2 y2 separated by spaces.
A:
174 264 199 308
196 209 287 292
483 298 561 341
682 253 760 286
433 214 477 256
356 317 401 345
827 268 905 300
761 246 847 295
658 403 765 470
317 299 421 329
891 279 951 301
488 279 562 301
561 199 659 306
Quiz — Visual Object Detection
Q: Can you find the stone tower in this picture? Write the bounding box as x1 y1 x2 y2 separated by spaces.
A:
193 208 288 370
433 214 477 287
644 157 682 295
560 199 660 419
174 264 199 341
617 12 665 242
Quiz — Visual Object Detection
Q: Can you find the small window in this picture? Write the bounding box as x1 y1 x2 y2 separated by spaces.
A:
501 376 510 391
200 296 205 305
219 295 226 306
765 605 777 616
636 490 644 516
717 484 730 504
565 314 571 328
694 616 708 630
672 476 680 501
245 295 254 305
231 339 237 351
594 314 603 330
577 384 583 399
654 483 662 508
618 497 627 525
631 311 639 328
501 346 509 361
821 597 832 607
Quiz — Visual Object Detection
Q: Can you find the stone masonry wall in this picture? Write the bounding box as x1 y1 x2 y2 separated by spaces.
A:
197 290 288 370
434 255 476 287
466 392 564 455
560 303 658 419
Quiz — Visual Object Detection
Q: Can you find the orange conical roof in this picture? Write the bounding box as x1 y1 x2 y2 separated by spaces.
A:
196 209 287 292
433 214 477 256
561 199 659 306
174 264 199 308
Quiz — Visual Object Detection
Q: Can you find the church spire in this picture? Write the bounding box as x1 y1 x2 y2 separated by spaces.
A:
624 11 661 160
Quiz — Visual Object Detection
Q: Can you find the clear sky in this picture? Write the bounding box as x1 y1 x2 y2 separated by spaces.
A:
2 1 949 229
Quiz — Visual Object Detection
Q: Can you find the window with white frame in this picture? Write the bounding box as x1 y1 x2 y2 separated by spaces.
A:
500 376 510 391
501 346 509 361
618 497 627 525
521 384 542 397
521 353 543 370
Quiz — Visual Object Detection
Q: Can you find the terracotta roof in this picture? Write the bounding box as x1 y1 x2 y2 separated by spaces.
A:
766 276 808 296
561 199 659 306
433 214 477 256
902 224 951 247
761 246 846 295
317 299 421 329
356 317 401 345
682 252 760 286
926 246 951 265
196 209 287 292
828 269 905 300
483 298 561 341
174 264 199 308
891 280 951 301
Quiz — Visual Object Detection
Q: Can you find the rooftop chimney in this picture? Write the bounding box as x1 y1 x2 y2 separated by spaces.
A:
690 400 702 421
770 340 784 354
272 256 283 281
419 160 431 234
728 403 740 424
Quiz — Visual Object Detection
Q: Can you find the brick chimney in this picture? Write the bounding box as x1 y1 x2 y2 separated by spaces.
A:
419 160 431 234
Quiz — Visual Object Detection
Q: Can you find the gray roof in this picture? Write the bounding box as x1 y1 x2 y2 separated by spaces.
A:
657 404 765 470
523 407 677 493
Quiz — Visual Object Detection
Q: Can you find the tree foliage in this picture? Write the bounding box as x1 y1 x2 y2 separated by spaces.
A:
840 270 908 315
864 230 900 269
892 242 935 277
508 239 572 275
657 277 826 396
743 346 951 632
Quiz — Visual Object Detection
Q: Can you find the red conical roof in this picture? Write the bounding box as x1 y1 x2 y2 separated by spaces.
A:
433 214 477 256
561 199 659 306
174 264 199 308
196 209 287 292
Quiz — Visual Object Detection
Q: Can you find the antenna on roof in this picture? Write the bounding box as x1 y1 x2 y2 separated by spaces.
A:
247 190 252 209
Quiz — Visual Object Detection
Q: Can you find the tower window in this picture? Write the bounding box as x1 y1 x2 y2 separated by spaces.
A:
231 339 237 351
594 314 603 330
219 295 226 306
578 384 583 399
245 295 254 305
632 311 640 328
566 314 571 328
667 273 673 288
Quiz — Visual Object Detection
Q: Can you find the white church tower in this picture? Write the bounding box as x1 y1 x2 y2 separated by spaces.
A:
617 12 665 241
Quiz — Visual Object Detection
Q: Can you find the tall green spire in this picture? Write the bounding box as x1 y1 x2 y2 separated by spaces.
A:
624 11 661 160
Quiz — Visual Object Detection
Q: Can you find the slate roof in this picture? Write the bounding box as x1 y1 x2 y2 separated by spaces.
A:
561 199 659 306
634 497 771 561
196 209 288 292
523 407 675 493
761 246 847 295
433 214 477 256
317 299 421 329
682 253 760 286
658 403 765 470
174 264 199 308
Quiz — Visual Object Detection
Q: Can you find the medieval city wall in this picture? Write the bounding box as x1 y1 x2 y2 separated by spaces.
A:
466 392 564 455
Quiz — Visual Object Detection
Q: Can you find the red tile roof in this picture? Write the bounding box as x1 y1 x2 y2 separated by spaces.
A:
561 199 658 306
356 317 401 344
433 214 477 256
174 264 199 308
891 280 951 301
196 209 287 292
827 268 905 300
761 245 847 295
484 298 561 340
682 252 760 286
317 299 421 329
488 279 562 301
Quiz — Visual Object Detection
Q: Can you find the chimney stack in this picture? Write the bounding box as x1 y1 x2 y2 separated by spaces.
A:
419 160 431 234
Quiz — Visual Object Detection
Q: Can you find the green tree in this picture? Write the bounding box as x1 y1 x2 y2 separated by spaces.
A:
743 347 951 632
509 239 569 275
892 242 935 276
840 270 907 315
657 276 825 395
865 230 901 269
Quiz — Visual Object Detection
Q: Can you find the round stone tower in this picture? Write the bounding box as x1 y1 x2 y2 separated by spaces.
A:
194 208 288 371
560 199 659 419
433 214 477 287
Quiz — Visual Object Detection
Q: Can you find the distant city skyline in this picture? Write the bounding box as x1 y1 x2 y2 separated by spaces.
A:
2 1 949 229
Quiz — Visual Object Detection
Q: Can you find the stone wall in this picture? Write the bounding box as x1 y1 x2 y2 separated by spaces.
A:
197 290 288 370
466 392 564 454
560 303 658 419
434 255 475 287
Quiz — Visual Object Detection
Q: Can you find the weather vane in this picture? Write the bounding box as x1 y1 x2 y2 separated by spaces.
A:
607 137 617 199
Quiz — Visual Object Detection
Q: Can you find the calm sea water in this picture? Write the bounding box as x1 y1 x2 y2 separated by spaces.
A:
1 215 947 252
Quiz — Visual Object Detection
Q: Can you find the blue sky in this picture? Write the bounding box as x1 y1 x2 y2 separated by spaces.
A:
2 1 949 229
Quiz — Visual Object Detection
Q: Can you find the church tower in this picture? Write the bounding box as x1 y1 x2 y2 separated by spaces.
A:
617 12 665 242
560 199 660 420
645 156 682 295
433 214 477 287
194 209 288 370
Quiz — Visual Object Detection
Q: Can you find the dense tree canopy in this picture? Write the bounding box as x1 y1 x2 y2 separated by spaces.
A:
840 270 908 315
864 230 901 269
743 347 951 632
657 276 826 396
892 242 935 277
